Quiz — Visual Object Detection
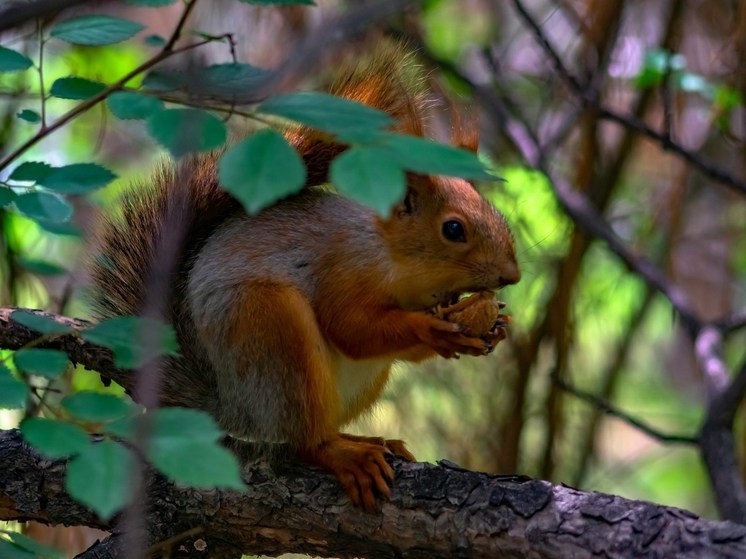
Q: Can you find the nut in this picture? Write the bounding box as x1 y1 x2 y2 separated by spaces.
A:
436 292 511 338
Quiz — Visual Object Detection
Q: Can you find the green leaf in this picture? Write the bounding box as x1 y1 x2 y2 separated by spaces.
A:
330 147 405 215
14 348 70 378
0 365 27 409
11 310 73 335
218 129 306 214
0 532 61 559
141 70 179 91
9 161 52 183
147 109 227 157
82 316 179 368
379 133 493 180
17 258 67 276
0 45 33 73
14 191 73 222
62 391 132 422
107 91 163 120
113 408 244 489
39 163 117 194
258 92 393 136
152 407 224 441
21 417 90 458
143 34 166 46
66 440 134 519
17 109 41 123
50 15 145 46
0 187 17 207
149 439 245 489
50 77 107 100
194 63 269 97
0 539 34 559
37 220 84 237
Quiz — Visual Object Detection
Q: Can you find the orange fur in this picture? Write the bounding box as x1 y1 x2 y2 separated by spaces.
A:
90 42 519 512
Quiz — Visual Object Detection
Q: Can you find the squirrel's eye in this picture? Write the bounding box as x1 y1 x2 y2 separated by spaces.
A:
442 220 466 243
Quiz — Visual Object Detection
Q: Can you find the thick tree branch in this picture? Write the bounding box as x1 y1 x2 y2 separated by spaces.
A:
2 429 746 559
0 307 130 390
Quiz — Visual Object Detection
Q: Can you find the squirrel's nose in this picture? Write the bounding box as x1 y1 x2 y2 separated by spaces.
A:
500 260 521 286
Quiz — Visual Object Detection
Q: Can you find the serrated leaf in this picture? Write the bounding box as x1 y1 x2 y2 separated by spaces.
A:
50 15 145 46
258 92 393 136
17 109 41 123
147 109 227 157
107 91 163 120
62 391 132 422
0 45 33 73
218 130 305 214
141 409 242 489
9 161 52 183
17 258 67 276
66 440 134 519
149 439 245 489
11 310 73 335
14 191 73 222
152 408 224 442
39 163 117 194
194 63 269 97
379 133 493 180
0 187 17 206
21 417 90 458
82 316 179 368
14 348 70 378
330 147 405 215
50 77 107 100
0 365 28 409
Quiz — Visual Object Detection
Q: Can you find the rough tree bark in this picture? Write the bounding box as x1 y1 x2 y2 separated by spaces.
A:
1 429 745 559
2 309 746 558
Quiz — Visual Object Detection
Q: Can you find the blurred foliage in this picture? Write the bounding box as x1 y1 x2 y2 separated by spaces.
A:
2 0 746 556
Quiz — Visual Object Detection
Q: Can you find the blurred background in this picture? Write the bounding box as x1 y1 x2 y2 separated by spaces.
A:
1 0 746 555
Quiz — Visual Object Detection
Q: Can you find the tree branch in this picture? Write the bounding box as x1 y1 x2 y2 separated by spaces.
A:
2 429 746 559
0 308 130 390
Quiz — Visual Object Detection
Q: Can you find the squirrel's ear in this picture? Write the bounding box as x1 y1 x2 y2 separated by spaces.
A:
394 175 431 217
451 105 479 153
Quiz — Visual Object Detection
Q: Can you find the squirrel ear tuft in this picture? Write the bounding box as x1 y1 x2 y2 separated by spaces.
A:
330 41 427 137
287 41 428 188
451 105 479 153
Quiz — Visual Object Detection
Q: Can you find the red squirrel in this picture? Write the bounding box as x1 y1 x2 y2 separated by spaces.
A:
91 45 520 510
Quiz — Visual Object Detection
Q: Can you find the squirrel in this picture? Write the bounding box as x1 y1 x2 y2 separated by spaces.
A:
90 44 520 511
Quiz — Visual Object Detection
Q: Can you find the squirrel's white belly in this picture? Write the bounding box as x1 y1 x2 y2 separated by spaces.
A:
328 349 392 424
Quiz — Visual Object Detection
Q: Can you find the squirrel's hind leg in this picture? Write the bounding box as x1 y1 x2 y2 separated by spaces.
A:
216 281 397 510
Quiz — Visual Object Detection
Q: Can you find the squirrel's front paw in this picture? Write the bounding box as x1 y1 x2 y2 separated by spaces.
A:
417 315 491 359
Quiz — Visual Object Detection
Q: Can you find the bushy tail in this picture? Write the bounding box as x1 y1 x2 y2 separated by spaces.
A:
88 41 429 401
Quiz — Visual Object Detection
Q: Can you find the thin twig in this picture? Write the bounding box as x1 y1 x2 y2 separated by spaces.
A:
0 37 224 173
553 372 697 445
510 0 746 197
36 21 47 128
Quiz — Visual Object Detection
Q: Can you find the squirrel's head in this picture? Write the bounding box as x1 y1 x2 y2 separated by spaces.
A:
379 175 520 311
